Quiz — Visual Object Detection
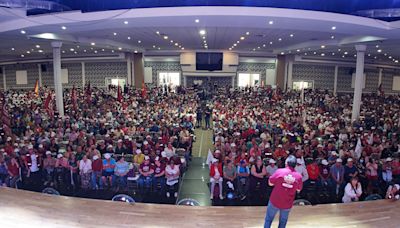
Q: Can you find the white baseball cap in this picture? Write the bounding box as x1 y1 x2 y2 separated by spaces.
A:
45 151 52 155
104 153 111 159
336 158 343 163
321 159 329 165
269 159 276 164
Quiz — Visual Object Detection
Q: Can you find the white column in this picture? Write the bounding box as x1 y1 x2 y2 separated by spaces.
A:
2 66 6 91
81 62 85 88
183 75 187 87
37 64 43 87
351 45 366 121
287 60 293 90
131 54 135 87
231 75 235 88
51 41 64 117
333 65 338 95
283 62 288 91
126 54 132 86
378 68 383 86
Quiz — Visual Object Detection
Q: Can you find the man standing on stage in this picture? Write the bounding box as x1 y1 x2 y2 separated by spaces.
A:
264 155 303 228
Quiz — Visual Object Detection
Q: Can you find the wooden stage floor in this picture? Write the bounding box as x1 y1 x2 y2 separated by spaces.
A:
0 188 399 228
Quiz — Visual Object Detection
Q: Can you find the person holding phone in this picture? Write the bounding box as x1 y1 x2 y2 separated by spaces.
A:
342 176 362 203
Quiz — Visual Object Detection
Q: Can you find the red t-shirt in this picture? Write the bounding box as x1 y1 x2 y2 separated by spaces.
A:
269 167 303 209
92 159 103 172
7 162 19 176
306 164 320 180
154 164 165 175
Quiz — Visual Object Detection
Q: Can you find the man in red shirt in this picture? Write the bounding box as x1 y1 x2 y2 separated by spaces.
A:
264 155 302 228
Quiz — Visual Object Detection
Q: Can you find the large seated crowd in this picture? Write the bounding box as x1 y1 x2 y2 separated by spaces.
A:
0 85 197 200
0 84 399 205
208 87 400 203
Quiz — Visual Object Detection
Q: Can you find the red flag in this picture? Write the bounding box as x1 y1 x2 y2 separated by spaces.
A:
378 83 384 96
43 92 54 117
141 81 147 98
117 84 123 103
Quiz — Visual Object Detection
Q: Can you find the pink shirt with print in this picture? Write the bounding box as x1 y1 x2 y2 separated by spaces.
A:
269 167 303 209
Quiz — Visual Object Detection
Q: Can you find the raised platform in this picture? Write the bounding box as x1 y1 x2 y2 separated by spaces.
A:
0 188 399 228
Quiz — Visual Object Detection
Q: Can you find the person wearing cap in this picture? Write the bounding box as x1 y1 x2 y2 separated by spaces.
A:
329 158 345 198
306 159 320 184
113 156 129 189
236 159 250 201
55 153 69 189
382 157 394 184
210 158 223 200
115 139 128 155
342 176 362 203
266 159 278 177
101 153 116 188
385 184 400 200
0 156 8 187
91 154 103 190
43 151 56 186
344 158 358 183
134 149 145 166
319 159 330 189
365 157 379 194
264 155 303 228
273 145 287 161
138 156 154 194
165 158 180 198
152 156 166 195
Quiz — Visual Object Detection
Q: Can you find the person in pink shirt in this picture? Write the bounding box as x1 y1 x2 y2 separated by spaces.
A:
264 155 303 228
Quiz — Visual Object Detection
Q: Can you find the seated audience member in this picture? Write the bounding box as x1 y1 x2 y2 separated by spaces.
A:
295 158 309 183
223 159 237 194
79 155 92 189
165 158 180 198
343 158 358 183
91 155 103 190
237 159 250 200
6 157 20 188
266 159 278 177
319 159 330 189
68 153 79 191
43 151 56 186
55 153 69 189
113 156 129 188
133 149 145 166
250 157 267 194
329 158 345 197
306 159 320 183
138 156 154 193
0 156 8 186
152 156 166 194
385 184 400 200
382 157 393 184
102 153 116 188
342 177 362 203
210 158 223 200
365 157 379 193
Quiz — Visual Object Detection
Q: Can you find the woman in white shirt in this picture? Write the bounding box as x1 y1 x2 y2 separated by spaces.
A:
342 176 362 203
165 159 180 198
79 155 92 189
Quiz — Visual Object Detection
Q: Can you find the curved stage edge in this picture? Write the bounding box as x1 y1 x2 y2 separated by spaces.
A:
0 188 398 228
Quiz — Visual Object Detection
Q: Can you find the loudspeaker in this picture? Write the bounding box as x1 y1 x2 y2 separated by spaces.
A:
40 64 47 72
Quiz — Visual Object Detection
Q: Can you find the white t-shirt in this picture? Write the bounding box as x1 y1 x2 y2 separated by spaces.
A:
79 159 92 174
30 154 39 172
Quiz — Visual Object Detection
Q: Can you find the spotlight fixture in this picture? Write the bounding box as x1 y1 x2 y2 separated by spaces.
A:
91 42 95 46
246 32 250 35
268 20 274 25
124 21 128 25
61 26 67 30
35 45 40 48
195 19 200 23
240 36 245 40
199 30 206 35
20 30 26 34
331 26 336 30
290 34 294 37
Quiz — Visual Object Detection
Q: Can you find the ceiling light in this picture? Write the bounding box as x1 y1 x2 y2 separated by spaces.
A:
290 34 294 37
138 40 141 43
118 47 122 50
321 53 325 56
195 19 200 23
170 40 173 43
263 44 266 47
156 31 160 35
278 38 282 41
203 40 207 43
331 26 336 30
113 32 117 36
61 26 67 30
128 36 131 40
70 48 74 51
202 36 206 39
237 41 240 44
158 47 161 50
321 45 325 48
91 42 95 46
344 52 348 54
111 50 114 53
395 60 399 63
38 50 43 53
21 54 24 57
20 30 26 34
389 56 392 59
181 47 185 50
296 49 300 52
246 32 250 35
229 48 232 51
94 50 98 53
240 36 245 40
375 45 379 48
331 35 335 39
163 36 168 40
269 41 273 45
233 43 237 46
313 52 317 55
354 54 357 57
153 45 156 48
280 52 284 55
124 21 128 25
35 45 40 48
377 49 382 53
268 20 274 25
332 53 335 56
199 30 206 35
134 50 138 53
62 50 65 53
175 43 178 46
74 51 77 54
102 49 105 51
84 50 87 52
26 51 30 54
11 47 15 51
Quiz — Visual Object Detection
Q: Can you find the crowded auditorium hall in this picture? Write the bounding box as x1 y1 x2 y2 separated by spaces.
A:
0 1 400 228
